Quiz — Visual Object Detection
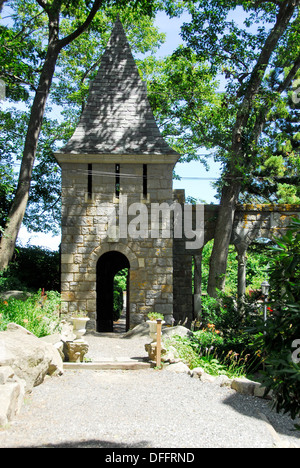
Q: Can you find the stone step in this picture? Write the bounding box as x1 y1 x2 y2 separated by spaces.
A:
63 359 153 370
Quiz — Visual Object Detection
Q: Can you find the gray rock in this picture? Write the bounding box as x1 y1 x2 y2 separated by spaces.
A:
216 374 233 388
40 334 65 360
191 367 205 378
0 374 26 427
0 291 31 301
231 377 256 395
253 382 272 399
0 366 14 385
200 372 218 383
0 324 63 393
6 322 34 335
162 325 193 338
165 362 192 375
123 323 150 339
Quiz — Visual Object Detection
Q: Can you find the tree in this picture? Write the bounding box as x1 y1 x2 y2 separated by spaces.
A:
140 49 220 167
1 3 165 240
177 0 300 296
0 0 157 270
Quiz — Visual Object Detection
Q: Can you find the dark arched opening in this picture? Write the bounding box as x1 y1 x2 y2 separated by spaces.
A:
96 251 130 332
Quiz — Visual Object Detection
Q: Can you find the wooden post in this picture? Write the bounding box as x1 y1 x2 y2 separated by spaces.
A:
156 319 162 368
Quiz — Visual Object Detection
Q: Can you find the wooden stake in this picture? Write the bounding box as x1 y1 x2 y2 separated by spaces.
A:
156 319 162 368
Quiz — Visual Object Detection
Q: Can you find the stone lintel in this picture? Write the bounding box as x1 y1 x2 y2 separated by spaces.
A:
54 152 179 166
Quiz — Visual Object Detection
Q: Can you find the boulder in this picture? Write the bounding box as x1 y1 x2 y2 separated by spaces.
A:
40 334 65 360
123 323 150 338
162 325 193 338
231 377 256 395
200 372 218 383
190 367 205 378
165 361 192 375
0 323 63 393
0 370 26 427
6 322 34 335
0 366 14 385
216 374 233 388
0 291 31 301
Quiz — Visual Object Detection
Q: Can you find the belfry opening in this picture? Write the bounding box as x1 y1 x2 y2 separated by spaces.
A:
96 251 130 333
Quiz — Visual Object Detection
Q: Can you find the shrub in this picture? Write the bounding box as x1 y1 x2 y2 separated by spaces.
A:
200 292 261 361
0 290 61 337
164 334 252 378
192 326 224 353
164 335 203 370
0 246 60 292
255 218 300 424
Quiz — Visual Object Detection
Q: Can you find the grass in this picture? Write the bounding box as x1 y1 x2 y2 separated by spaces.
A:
0 290 61 338
164 335 256 379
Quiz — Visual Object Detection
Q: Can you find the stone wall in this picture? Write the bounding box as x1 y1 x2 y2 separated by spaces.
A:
60 161 175 329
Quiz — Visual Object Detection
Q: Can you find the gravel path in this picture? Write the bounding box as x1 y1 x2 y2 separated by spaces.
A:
0 332 299 449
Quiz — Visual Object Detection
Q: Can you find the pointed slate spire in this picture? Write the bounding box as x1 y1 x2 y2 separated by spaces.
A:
58 17 179 160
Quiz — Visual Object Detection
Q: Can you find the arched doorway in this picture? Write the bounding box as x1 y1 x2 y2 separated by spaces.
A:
96 251 130 332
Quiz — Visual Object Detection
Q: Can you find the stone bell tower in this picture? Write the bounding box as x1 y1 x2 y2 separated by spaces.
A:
55 18 179 332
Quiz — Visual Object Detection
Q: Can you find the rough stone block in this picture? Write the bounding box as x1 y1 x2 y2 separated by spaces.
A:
231 377 256 395
0 366 14 385
65 341 89 363
0 378 26 427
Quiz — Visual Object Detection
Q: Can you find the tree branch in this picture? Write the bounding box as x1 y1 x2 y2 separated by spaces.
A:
253 0 282 6
277 53 300 93
57 0 104 51
13 11 45 41
35 0 49 12
232 0 298 150
2 71 37 92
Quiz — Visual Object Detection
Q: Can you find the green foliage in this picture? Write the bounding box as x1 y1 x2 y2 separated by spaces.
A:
144 49 220 166
199 292 262 371
192 327 224 351
114 268 128 291
164 335 204 370
165 282 264 378
112 268 128 321
0 290 61 337
269 218 300 304
164 334 253 378
113 277 123 321
147 312 164 321
0 246 60 292
254 218 300 422
146 1 300 204
200 239 274 295
0 0 168 237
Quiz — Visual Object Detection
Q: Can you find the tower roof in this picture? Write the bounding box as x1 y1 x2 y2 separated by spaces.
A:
56 17 179 163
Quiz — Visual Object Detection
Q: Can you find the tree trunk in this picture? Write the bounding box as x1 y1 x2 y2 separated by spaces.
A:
0 45 59 270
207 181 241 297
206 1 298 298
